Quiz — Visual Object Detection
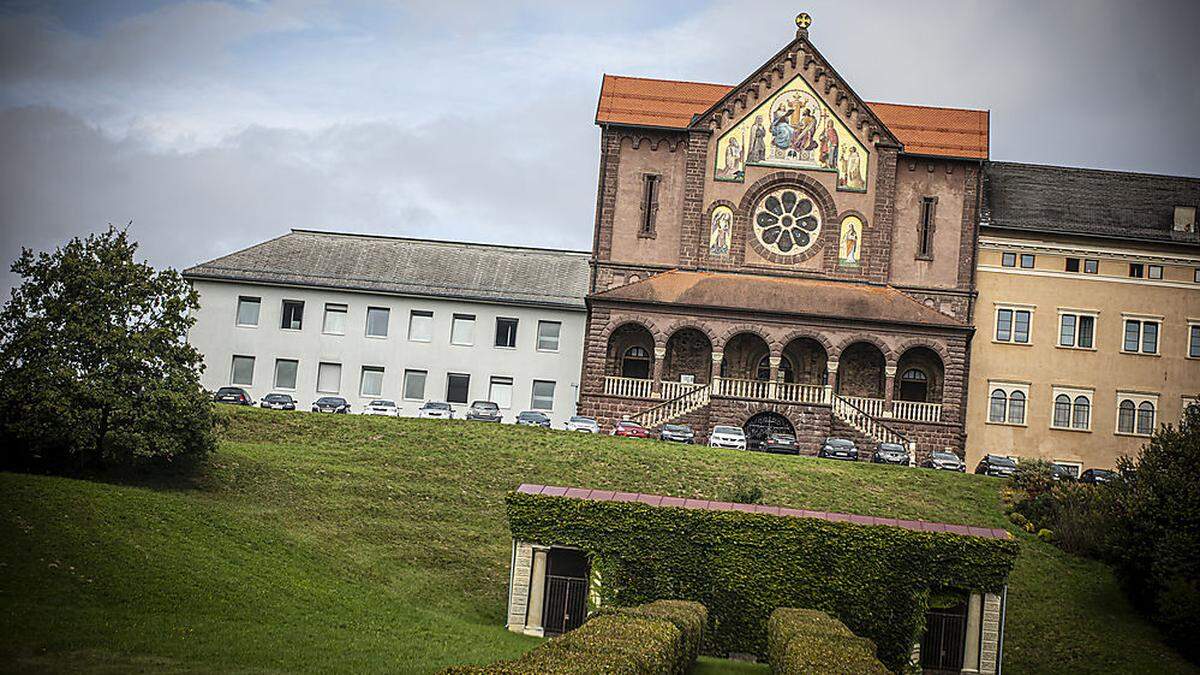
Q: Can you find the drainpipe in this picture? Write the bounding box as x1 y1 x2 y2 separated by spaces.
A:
997 585 1008 675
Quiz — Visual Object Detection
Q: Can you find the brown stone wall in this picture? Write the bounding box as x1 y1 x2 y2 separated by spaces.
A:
709 398 832 454
663 329 713 384
889 157 977 290
892 420 965 460
608 132 689 267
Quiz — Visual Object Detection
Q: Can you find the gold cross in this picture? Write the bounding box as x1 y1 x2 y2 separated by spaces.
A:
795 12 812 29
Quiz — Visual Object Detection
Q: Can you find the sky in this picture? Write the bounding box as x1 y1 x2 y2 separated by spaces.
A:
1 0 1198 295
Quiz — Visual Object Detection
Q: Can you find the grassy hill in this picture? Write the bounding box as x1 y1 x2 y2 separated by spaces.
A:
1 407 1194 674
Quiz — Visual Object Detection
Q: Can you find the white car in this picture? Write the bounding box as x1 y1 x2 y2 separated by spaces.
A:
418 401 454 419
564 415 600 433
362 399 400 417
709 425 747 450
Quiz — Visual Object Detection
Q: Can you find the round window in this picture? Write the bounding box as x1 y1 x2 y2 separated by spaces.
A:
752 188 821 256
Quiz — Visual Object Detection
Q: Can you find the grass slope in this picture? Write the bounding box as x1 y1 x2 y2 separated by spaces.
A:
0 408 1193 674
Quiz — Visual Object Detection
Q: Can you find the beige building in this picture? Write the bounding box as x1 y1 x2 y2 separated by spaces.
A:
966 162 1200 473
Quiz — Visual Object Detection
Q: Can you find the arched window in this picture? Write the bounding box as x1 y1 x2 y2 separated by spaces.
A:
1137 401 1156 435
1008 390 1026 425
899 368 930 403
989 389 1007 423
1053 394 1072 428
1118 399 1136 433
1072 396 1091 430
622 346 651 379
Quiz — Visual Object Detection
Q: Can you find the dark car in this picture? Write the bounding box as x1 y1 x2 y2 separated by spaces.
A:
516 411 551 428
975 454 1018 478
259 393 296 410
311 396 350 413
659 424 695 443
466 400 502 423
1080 468 1115 484
215 386 252 405
818 437 858 461
871 442 909 465
1049 464 1077 482
761 433 799 454
923 450 965 472
611 420 651 439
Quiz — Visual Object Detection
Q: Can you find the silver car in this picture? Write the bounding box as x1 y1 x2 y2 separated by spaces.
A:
709 425 747 450
564 416 600 433
418 401 454 419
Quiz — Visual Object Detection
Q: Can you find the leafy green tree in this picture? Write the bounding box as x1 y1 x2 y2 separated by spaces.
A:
0 226 217 471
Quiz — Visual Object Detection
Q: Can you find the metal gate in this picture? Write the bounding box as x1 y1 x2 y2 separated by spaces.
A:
745 411 795 449
920 604 967 672
542 574 588 636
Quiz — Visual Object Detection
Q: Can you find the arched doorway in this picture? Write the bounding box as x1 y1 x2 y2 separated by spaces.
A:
622 346 651 379
663 328 713 384
606 323 655 379
836 341 886 398
782 336 828 385
721 332 771 380
744 411 795 449
899 368 928 401
893 346 944 403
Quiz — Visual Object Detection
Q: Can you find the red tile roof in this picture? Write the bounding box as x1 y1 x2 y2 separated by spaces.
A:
516 484 1012 540
596 74 989 160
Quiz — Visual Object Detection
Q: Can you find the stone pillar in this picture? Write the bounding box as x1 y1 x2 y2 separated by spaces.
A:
824 360 838 403
979 591 1003 674
507 541 534 633
883 365 897 418
768 356 781 400
963 592 983 672
711 352 724 396
651 346 666 398
524 546 550 637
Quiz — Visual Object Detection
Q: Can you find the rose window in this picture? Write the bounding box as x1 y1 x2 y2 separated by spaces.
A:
752 188 821 256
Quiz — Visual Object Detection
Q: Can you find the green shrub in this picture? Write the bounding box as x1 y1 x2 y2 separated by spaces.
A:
1037 529 1054 543
1008 512 1027 527
767 608 889 675
1008 460 1057 499
594 600 707 673
506 491 1019 671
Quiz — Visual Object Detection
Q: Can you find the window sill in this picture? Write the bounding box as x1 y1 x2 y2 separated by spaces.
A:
1120 350 1160 357
281 327 303 332
408 338 432 343
637 232 657 240
236 323 259 329
914 255 934 262
1115 431 1153 438
323 332 346 337
450 342 475 347
494 345 517 350
985 420 1027 428
991 340 1033 346
365 334 389 340
1055 344 1097 351
536 348 561 353
1049 425 1092 433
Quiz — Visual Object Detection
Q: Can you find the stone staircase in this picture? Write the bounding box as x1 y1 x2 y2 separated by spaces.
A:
830 393 916 458
630 383 711 429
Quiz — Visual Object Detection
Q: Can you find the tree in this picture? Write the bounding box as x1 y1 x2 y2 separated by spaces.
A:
0 226 217 471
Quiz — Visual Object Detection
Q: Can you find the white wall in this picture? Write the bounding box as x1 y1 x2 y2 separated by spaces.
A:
188 279 586 425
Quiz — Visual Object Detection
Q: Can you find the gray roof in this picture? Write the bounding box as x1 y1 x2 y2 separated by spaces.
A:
184 229 591 310
982 161 1200 246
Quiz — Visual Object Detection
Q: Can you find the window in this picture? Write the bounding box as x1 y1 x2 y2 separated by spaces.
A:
1053 462 1082 480
323 303 347 335
995 307 1032 344
365 307 390 338
987 384 1027 425
640 174 660 236
236 296 260 326
281 300 304 330
537 321 562 352
446 373 470 404
1053 394 1072 428
1058 312 1095 349
489 376 514 409
1123 319 1160 354
1129 263 1144 278
1020 254 1035 269
1009 390 1026 424
1137 401 1156 435
1148 265 1163 280
1084 259 1099 274
1051 389 1091 431
1073 396 1091 430
408 310 433 342
403 369 427 400
230 355 255 386
1118 399 1136 433
451 314 475 346
1190 324 1200 358
360 366 384 397
531 380 556 411
917 196 937 259
317 362 341 394
1065 257 1080 272
1194 268 1200 283
274 359 298 390
1001 252 1017 267
495 318 518 348
1117 394 1158 436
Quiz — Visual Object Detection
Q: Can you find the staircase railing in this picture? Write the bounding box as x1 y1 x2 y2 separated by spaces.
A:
603 375 653 399
831 392 909 448
632 383 711 430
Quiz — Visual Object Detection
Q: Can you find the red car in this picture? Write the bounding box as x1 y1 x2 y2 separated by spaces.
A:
611 420 651 439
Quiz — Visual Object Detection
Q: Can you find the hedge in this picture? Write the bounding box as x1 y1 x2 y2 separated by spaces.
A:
767 608 889 674
442 600 707 674
506 491 1019 672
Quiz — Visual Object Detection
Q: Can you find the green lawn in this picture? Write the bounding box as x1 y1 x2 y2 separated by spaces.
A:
0 407 1194 674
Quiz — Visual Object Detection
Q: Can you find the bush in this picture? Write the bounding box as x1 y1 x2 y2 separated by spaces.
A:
594 600 707 673
506 491 1019 671
1006 467 1110 558
1037 528 1054 543
723 474 764 504
767 608 889 675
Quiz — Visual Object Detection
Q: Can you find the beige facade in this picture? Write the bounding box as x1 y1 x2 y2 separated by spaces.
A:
966 233 1200 471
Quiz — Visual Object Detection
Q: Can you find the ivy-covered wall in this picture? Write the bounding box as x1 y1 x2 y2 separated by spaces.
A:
506 491 1018 672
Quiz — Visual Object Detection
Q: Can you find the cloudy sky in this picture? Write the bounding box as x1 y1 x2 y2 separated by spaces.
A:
1 0 1198 294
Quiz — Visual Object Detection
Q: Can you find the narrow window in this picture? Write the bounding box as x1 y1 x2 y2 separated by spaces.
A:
1053 394 1072 428
996 309 1013 342
1020 254 1035 269
365 307 390 338
1190 325 1200 358
1118 399 1136 433
323 303 347 335
537 320 562 351
989 390 1007 423
917 196 937 259
1124 320 1142 352
317 362 341 394
408 310 433 342
640 174 660 236
1142 321 1159 354
1001 252 1017 267
1065 257 1080 273
1136 401 1156 435
1008 390 1026 424
1013 310 1031 343
360 366 385 397
274 359 298 390
1078 316 1095 349
446 373 471 404
231 355 255 386
494 318 518 348
236 296 261 326
1072 396 1090 430
531 380 556 411
1194 268 1200 283
451 314 476 346
1084 259 1099 274
1129 263 1144 278
1059 315 1077 347
403 369 427 400
281 300 305 330
489 376 514 409
1148 264 1163 280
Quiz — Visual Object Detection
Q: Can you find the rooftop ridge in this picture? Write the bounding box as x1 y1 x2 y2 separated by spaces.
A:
986 160 1200 183
288 228 591 256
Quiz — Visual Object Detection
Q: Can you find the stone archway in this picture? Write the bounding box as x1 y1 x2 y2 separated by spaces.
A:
663 327 714 384
744 411 795 448
894 346 944 403
721 332 771 380
606 323 655 379
782 336 828 386
836 341 886 398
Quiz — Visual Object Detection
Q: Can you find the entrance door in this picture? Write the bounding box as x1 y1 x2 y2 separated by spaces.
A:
920 600 968 673
542 548 589 636
744 411 795 450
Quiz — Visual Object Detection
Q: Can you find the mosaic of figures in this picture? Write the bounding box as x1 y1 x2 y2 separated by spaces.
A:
838 214 864 266
709 205 733 256
714 74 867 192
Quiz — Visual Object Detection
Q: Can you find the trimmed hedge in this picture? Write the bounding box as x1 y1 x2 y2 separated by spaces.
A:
507 491 1019 672
442 600 707 674
768 608 889 674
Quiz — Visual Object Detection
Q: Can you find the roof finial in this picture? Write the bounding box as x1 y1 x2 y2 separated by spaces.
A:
795 11 812 39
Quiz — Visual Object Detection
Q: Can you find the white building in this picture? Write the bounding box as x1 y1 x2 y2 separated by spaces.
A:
184 229 590 425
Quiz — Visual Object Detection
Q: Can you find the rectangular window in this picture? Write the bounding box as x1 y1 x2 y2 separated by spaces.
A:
1143 321 1159 354
317 362 341 393
494 317 518 348
446 373 470 404
1194 268 1200 283
281 300 304 330
1065 257 1080 272
403 369 427 400
1019 254 1035 269
360 366 384 397
1078 315 1095 349
365 307 390 337
273 359 298 390
408 310 433 342
1058 314 1076 347
537 320 562 352
231 355 255 386
451 314 476 346
1148 264 1163 280
1129 263 1144 278
917 196 937 259
489 376 514 409
531 380 556 411
1124 319 1161 354
1058 313 1095 349
640 174 660 236
1001 252 1017 267
1191 325 1200 358
236 296 261 326
996 309 1013 342
1013 310 1030 343
1084 259 1099 274
322 303 347 335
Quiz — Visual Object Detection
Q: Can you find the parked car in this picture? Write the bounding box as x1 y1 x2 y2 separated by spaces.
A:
1080 468 1115 484
362 399 400 416
516 411 551 428
466 400 502 423
761 433 799 454
659 424 695 443
871 442 909 465
975 454 1018 478
418 401 454 419
312 396 350 413
923 450 965 472
564 416 600 433
214 386 253 405
259 393 296 410
611 420 651 439
818 437 858 461
708 425 747 450
1049 464 1077 481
